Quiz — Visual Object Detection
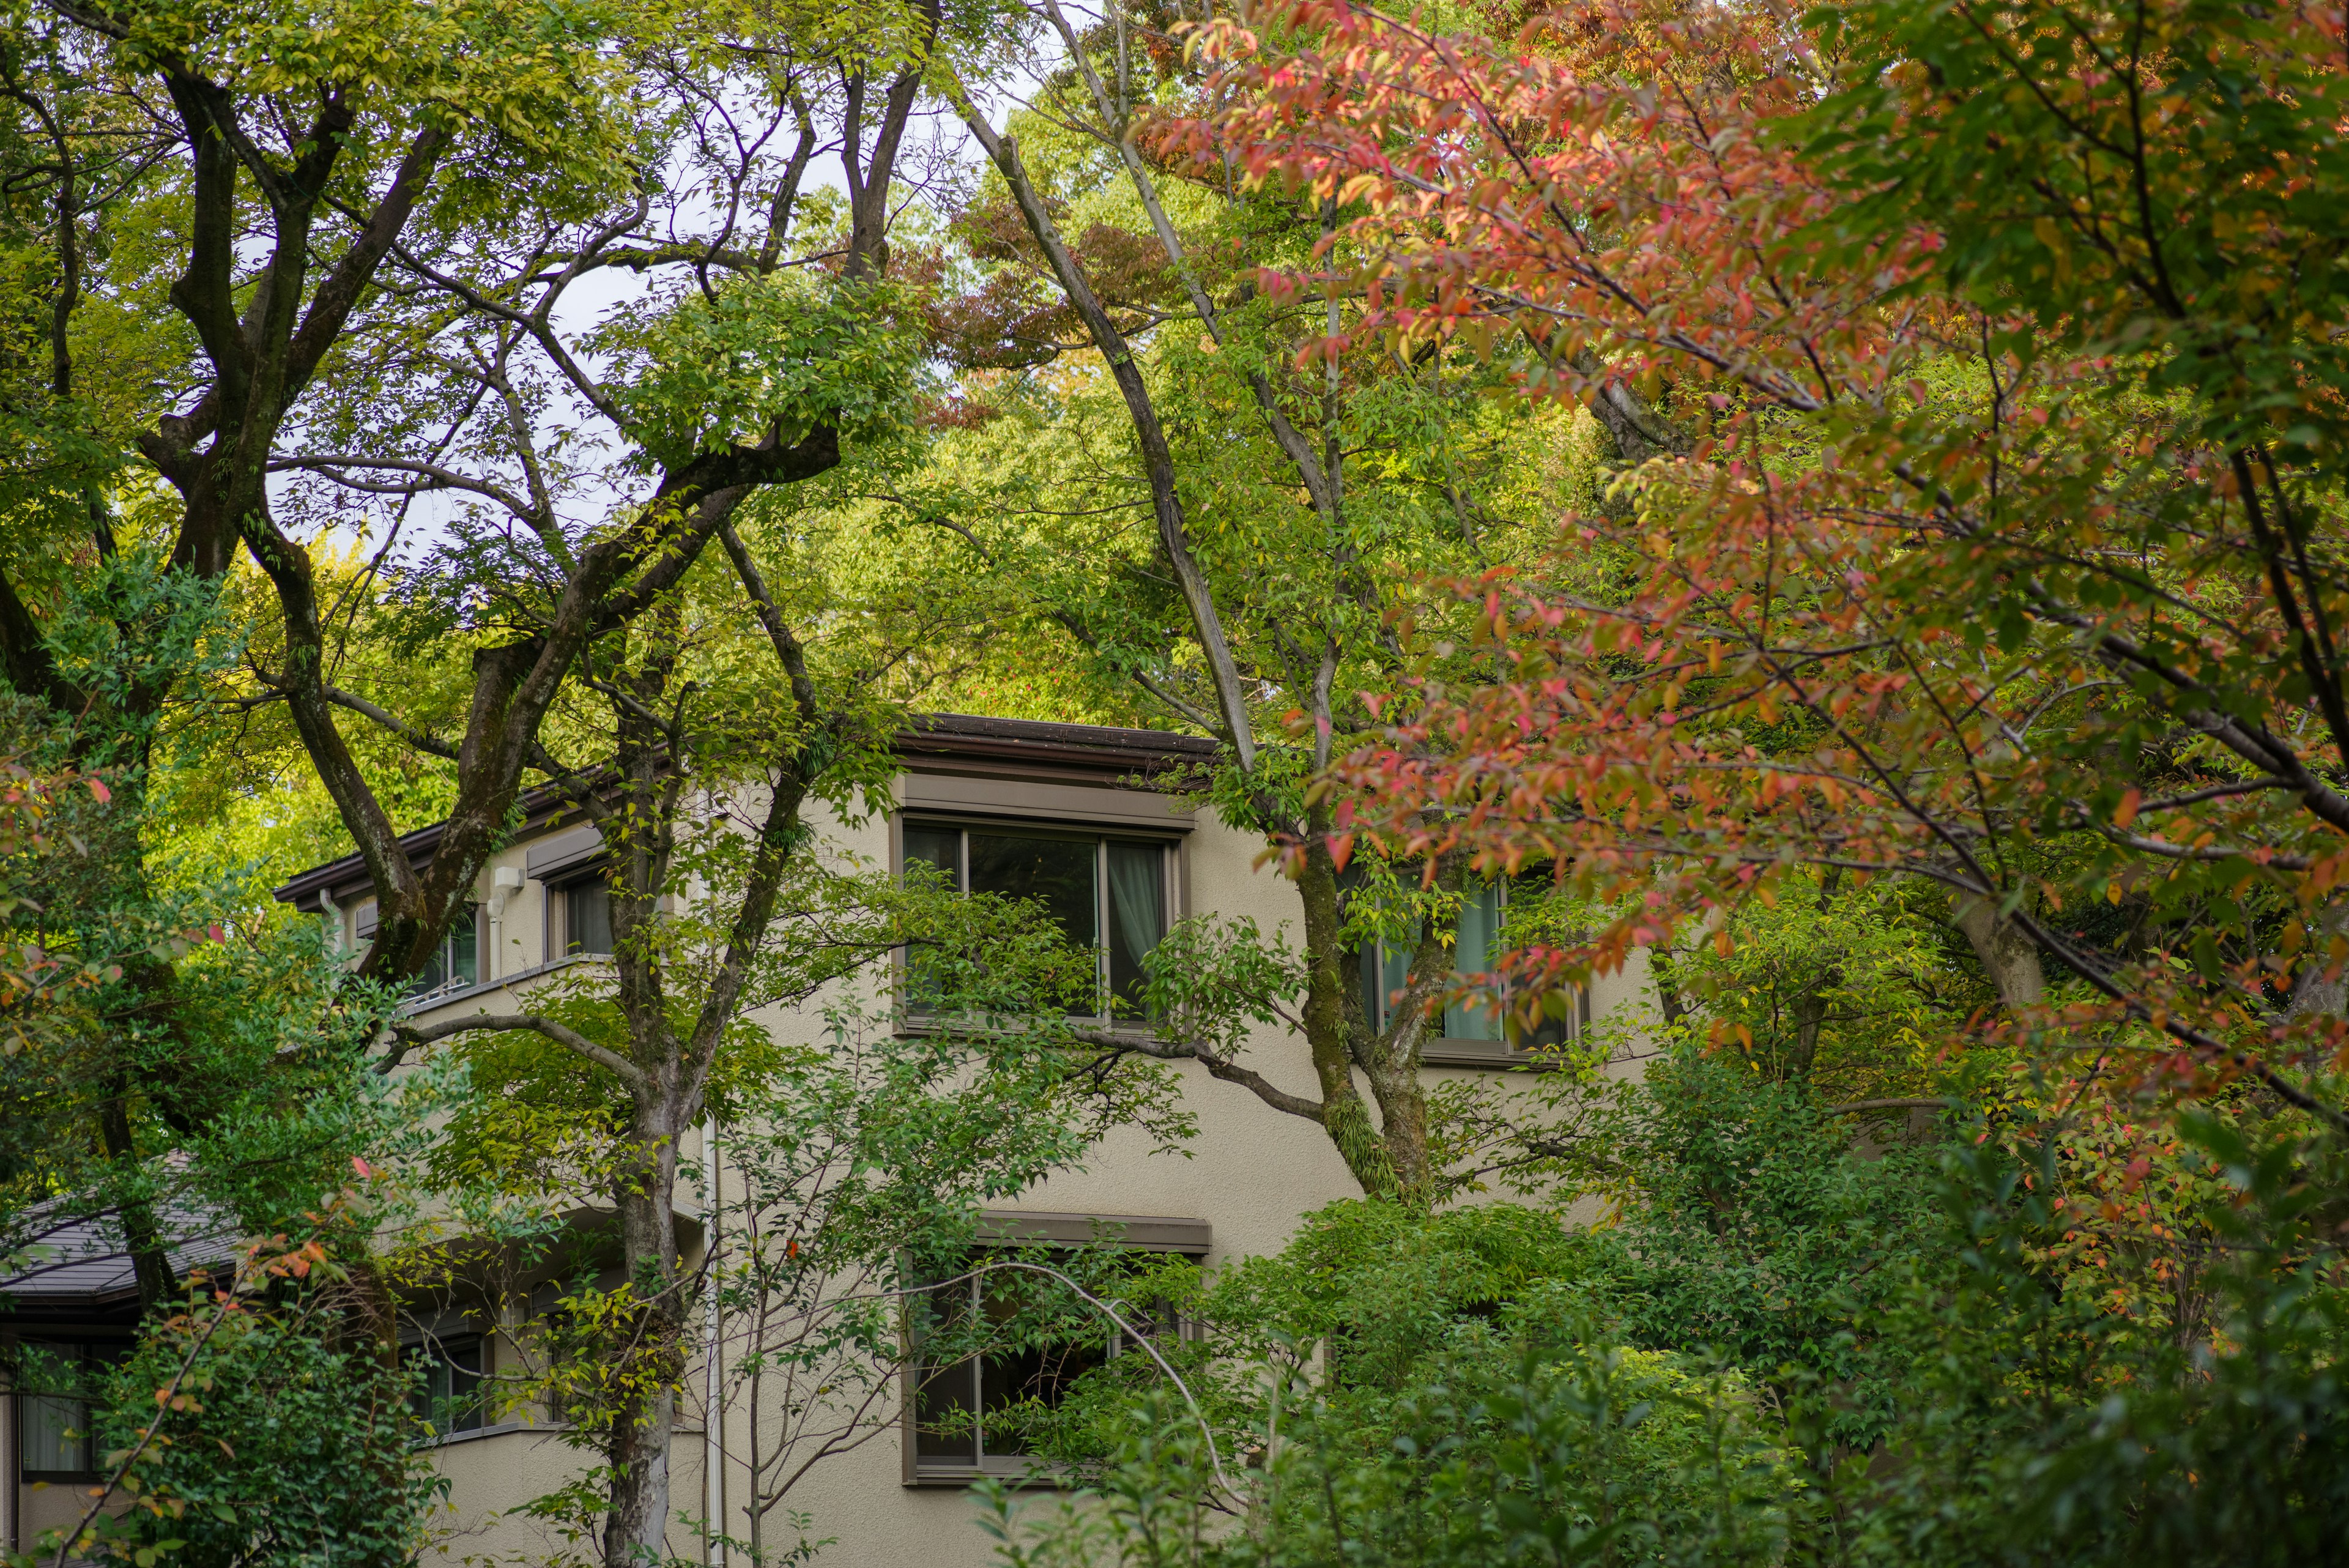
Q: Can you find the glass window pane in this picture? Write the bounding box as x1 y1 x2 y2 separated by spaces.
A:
448 1337 485 1433
18 1342 97 1476
21 1394 85 1473
967 834 1097 949
407 943 448 999
1379 934 1414 1031
902 824 962 890
407 1336 488 1437
407 907 480 998
449 907 478 989
976 1273 1104 1459
567 882 612 956
1504 873 1575 1050
901 826 962 1011
1105 844 1165 1016
1514 994 1576 1051
913 1279 978 1465
1445 883 1505 1041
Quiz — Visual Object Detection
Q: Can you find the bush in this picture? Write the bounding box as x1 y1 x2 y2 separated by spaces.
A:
91 1277 445 1568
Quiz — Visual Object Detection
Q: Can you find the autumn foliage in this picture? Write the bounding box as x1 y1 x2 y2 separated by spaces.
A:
1176 0 2349 1126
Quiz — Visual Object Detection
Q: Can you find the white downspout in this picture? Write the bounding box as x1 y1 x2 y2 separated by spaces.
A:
702 1114 727 1568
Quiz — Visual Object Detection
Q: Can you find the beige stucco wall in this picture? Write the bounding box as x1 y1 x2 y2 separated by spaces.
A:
389 781 1647 1568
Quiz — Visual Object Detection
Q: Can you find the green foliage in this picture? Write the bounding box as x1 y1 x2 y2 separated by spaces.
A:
1838 1101 2349 1568
977 1036 2349 1568
596 275 930 473
1654 871 1992 1102
983 1200 1795 1568
90 1280 446 1568
706 1004 1193 1514
1575 1053 1946 1452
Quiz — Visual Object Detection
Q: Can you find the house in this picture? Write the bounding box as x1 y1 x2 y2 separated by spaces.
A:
10 715 1638 1566
1 1206 234 1551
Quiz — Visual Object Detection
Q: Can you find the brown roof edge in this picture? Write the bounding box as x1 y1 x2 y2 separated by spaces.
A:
272 714 1223 909
271 778 592 914
899 712 1219 775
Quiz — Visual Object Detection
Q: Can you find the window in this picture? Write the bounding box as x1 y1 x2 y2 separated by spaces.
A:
406 1334 487 1440
15 1340 128 1481
902 821 1173 1019
563 878 612 957
407 906 481 1000
1358 877 1587 1064
906 1222 1203 1483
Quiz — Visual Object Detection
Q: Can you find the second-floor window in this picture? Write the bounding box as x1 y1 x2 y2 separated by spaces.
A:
1359 877 1585 1057
562 876 612 957
408 907 480 1000
901 821 1172 1019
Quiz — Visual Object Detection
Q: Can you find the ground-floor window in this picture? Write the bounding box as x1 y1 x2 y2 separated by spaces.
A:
906 1230 1200 1482
13 1339 130 1481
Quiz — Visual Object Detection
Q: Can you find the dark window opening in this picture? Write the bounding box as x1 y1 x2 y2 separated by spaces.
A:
406 1334 487 1439
900 822 1173 1022
910 1252 1192 1476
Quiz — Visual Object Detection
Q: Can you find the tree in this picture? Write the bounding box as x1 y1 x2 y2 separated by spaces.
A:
710 1000 1186 1561
0 721 464 1567
88 1243 449 1568
0 0 960 1043
974 1197 1797 1568
929 1 1586 1198
391 513 1183 1560
226 0 954 997
0 0 635 1315
1172 0 2349 1129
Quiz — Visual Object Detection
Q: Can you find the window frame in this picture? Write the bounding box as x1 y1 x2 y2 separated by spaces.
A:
355 901 484 1006
404 1331 489 1443
404 904 483 1004
13 1337 130 1483
1359 877 1591 1068
894 814 1182 1030
900 1212 1209 1487
542 863 615 963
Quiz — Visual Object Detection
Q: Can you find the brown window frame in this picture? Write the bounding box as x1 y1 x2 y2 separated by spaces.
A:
896 815 1182 1029
900 1212 1209 1488
1360 877 1590 1068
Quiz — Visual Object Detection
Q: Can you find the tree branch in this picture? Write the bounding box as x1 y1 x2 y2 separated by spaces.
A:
1071 1027 1327 1122
392 1011 647 1088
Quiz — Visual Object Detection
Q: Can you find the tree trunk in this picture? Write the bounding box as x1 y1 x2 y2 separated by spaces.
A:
1292 825 1400 1197
1786 972 1837 1080
1357 862 1460 1198
605 1103 686 1568
1951 890 2045 1011
1290 817 1460 1201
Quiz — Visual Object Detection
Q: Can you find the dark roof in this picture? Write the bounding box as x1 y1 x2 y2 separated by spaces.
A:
272 713 1219 910
899 712 1217 777
0 1206 238 1325
273 777 588 914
